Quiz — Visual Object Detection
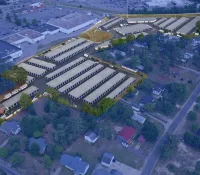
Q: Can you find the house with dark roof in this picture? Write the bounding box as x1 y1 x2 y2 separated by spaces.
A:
60 154 89 175
117 126 136 144
84 131 99 144
152 84 165 96
0 121 21 135
101 152 114 167
139 95 155 107
29 137 47 154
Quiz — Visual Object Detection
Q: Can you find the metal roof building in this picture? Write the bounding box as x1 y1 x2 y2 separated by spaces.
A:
68 67 116 99
115 24 152 36
26 75 35 84
18 63 46 77
28 58 56 70
44 38 86 59
158 18 177 29
177 17 200 35
2 86 38 110
153 18 167 26
127 17 157 24
45 57 86 80
106 77 135 99
84 72 126 104
165 17 189 32
103 18 123 29
58 64 104 94
46 60 97 89
54 41 94 63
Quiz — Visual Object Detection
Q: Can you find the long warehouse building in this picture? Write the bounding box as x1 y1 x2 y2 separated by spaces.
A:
26 75 35 84
58 64 104 94
54 41 94 63
45 57 86 80
18 63 47 77
127 17 157 24
44 38 86 59
103 18 123 29
46 60 97 89
2 86 38 110
68 67 116 100
106 77 135 99
153 18 167 26
115 24 152 36
158 18 177 29
84 72 126 104
28 58 56 70
177 16 200 35
165 17 189 32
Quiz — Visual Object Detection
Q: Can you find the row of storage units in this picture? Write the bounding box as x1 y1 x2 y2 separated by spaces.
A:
45 57 86 81
106 77 135 99
83 72 126 105
54 41 94 63
46 60 97 90
44 38 86 59
58 64 104 94
26 76 35 84
68 67 116 100
28 58 56 70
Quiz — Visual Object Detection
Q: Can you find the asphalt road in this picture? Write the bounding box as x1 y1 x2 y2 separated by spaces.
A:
0 162 20 175
141 82 200 175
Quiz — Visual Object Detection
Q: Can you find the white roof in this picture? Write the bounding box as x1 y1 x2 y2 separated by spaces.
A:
68 67 116 99
103 17 123 29
127 17 157 23
153 18 167 26
26 75 35 83
18 63 46 76
165 17 189 31
28 58 56 69
158 18 177 28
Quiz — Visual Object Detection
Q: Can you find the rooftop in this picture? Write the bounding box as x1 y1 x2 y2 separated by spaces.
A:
117 126 136 141
29 137 47 152
101 152 114 165
85 131 98 141
31 24 59 33
0 121 20 134
3 34 25 43
18 29 43 39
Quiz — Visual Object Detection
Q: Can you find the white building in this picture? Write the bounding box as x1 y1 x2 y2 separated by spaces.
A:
84 131 99 144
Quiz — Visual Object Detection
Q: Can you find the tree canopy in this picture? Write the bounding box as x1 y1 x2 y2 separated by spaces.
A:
19 93 32 109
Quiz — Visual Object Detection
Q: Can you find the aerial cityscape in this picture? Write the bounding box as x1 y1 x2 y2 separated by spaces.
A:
0 0 200 175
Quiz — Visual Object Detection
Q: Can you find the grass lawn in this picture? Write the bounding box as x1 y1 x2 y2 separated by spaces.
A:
59 167 74 175
65 137 144 175
80 28 113 42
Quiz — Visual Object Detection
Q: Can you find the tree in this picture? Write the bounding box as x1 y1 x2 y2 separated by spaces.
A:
19 93 32 109
43 155 52 169
126 34 135 42
196 96 200 103
29 143 40 156
0 147 9 159
22 17 27 24
15 18 21 26
144 103 155 112
138 79 153 93
187 111 197 121
191 123 199 134
46 88 60 101
142 120 159 142
20 137 29 150
46 144 62 160
6 13 11 22
137 33 144 39
184 131 200 149
9 153 25 167
33 130 42 138
32 19 38 26
28 105 36 115
194 104 200 111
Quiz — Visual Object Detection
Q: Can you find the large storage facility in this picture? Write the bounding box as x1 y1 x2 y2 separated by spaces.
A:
165 17 189 32
28 58 56 70
127 17 157 24
158 18 177 29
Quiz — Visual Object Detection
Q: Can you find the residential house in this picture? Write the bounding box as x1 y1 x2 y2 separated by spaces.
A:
139 95 155 107
101 152 114 168
132 104 140 112
84 131 99 144
152 84 165 96
60 154 89 175
117 126 136 144
29 137 47 154
0 121 21 135
132 112 146 124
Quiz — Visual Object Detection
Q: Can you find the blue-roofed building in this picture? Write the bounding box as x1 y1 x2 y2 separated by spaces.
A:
101 152 114 167
0 121 21 135
29 137 47 154
0 40 22 62
31 24 60 35
60 154 89 175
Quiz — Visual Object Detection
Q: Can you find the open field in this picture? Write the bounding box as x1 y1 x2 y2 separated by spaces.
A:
80 28 113 42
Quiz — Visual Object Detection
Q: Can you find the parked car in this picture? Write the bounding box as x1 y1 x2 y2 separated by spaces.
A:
122 142 128 147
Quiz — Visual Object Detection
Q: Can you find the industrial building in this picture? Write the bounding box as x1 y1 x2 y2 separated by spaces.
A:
26 76 35 84
28 58 56 70
177 17 200 35
2 86 38 110
127 17 157 24
58 64 104 94
68 67 116 100
115 24 152 36
31 24 60 35
54 41 94 63
0 40 22 62
46 60 97 89
103 17 123 29
106 77 135 99
83 72 126 104
95 41 111 50
153 18 167 26
3 34 26 45
18 29 45 43
165 17 189 32
47 12 98 34
18 63 47 77
158 18 177 29
45 57 86 80
44 38 86 59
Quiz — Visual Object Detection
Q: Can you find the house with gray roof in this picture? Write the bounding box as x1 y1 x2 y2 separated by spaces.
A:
60 154 89 175
29 137 47 154
101 152 114 167
0 121 21 135
84 131 99 144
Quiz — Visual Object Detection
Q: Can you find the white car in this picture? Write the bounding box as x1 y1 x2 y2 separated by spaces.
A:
122 142 128 147
11 89 19 95
3 93 12 100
